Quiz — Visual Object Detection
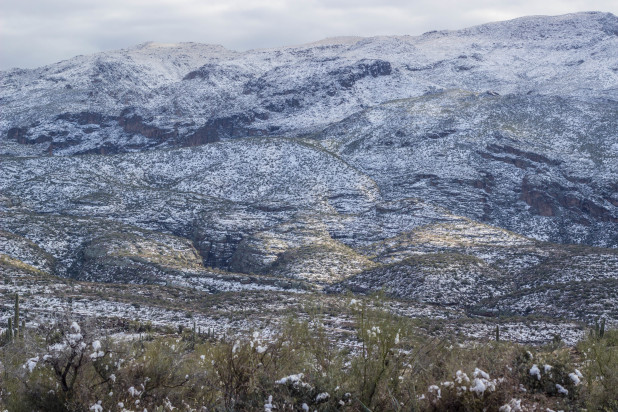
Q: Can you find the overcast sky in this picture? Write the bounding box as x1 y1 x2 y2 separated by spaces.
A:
1 0 617 70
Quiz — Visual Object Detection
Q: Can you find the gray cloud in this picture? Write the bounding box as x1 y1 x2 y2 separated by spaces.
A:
1 0 616 70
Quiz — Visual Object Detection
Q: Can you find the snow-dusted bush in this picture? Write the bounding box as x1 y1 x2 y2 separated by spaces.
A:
423 367 510 410
515 347 580 399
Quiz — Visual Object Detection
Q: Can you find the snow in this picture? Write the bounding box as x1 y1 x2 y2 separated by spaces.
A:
556 384 569 395
71 321 81 332
90 351 105 360
89 401 103 412
428 385 441 398
469 379 487 394
275 373 305 385
529 364 541 380
67 333 83 345
256 345 267 354
0 12 616 346
455 370 470 384
264 395 274 412
315 392 330 402
473 368 490 380
499 398 523 412
128 386 141 397
24 356 39 372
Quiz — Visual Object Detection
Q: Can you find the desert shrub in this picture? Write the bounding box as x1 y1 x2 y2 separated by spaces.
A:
578 328 618 411
348 298 407 410
203 314 350 411
108 339 195 410
514 346 581 400
421 367 513 412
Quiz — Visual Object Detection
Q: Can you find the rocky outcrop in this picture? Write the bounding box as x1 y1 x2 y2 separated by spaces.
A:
117 110 174 141
329 59 392 88
521 177 617 223
183 63 219 81
6 127 29 143
183 112 269 145
57 111 108 125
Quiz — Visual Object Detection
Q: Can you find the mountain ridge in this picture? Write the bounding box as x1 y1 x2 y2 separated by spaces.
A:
2 11 617 155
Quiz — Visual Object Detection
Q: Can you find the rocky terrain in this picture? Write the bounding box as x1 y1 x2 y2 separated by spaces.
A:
1 12 617 341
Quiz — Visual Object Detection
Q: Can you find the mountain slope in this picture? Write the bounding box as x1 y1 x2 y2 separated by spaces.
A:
315 90 618 246
1 12 617 328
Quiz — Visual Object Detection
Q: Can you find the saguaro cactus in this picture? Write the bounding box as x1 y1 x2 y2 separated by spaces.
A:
14 293 19 338
7 317 13 342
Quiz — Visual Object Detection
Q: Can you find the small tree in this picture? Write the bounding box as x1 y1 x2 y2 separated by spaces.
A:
45 321 89 394
23 319 105 400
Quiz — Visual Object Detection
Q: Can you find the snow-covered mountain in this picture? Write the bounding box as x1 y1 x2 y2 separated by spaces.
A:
1 12 617 325
2 11 617 155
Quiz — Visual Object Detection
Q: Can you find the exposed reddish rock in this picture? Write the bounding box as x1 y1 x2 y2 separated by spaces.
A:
6 127 29 144
330 60 392 89
479 145 562 171
117 111 173 141
520 178 556 217
183 125 221 147
521 177 617 222
471 173 495 193
181 113 269 146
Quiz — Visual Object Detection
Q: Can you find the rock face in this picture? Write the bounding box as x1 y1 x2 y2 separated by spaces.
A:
0 12 617 324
